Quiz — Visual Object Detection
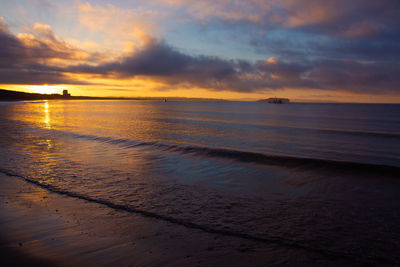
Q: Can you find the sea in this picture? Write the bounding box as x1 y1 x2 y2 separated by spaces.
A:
1 100 400 265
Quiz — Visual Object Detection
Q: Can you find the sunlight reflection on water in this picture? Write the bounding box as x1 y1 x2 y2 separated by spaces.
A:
43 101 51 128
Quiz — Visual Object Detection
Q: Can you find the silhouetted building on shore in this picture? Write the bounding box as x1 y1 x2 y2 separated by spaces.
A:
63 90 71 97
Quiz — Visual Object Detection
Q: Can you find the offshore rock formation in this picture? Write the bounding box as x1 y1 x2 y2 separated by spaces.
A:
258 97 290 104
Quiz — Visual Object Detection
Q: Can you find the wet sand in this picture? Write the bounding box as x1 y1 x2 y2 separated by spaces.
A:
0 173 373 266
0 237 57 266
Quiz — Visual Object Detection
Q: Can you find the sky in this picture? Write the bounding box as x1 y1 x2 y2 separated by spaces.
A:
1 0 400 102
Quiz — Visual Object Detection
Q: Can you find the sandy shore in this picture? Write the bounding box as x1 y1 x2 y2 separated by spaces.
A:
0 172 363 266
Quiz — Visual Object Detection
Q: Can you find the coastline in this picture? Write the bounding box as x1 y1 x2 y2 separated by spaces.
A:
0 172 359 266
0 89 226 102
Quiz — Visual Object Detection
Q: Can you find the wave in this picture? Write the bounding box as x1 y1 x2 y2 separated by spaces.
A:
63 131 400 175
297 127 400 139
2 117 398 173
0 168 397 265
152 117 400 139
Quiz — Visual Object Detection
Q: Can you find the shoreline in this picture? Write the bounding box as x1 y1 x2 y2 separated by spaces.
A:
0 89 226 102
0 172 359 266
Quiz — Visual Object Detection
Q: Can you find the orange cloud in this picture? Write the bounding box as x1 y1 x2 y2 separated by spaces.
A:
267 57 279 64
17 23 89 64
76 1 159 47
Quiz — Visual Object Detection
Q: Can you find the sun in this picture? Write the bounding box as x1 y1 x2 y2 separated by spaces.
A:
29 85 64 95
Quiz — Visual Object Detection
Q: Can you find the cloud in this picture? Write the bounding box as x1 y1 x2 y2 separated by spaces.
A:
250 31 400 64
151 0 400 70
161 0 271 24
70 36 400 94
279 0 400 39
76 1 159 44
305 60 400 94
0 18 90 85
159 0 400 40
36 0 53 8
1 19 92 64
1 13 399 96
70 37 242 89
0 64 89 85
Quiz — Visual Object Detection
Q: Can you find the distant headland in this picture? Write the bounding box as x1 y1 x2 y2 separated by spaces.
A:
258 97 290 104
0 89 225 102
0 89 76 101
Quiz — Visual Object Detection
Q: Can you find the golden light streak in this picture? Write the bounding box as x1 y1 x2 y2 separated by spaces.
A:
43 101 51 128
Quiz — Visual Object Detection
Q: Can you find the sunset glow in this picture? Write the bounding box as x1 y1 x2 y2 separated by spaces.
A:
0 1 399 102
29 85 65 95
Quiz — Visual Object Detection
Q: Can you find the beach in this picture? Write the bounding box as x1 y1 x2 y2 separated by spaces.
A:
1 172 363 266
5 169 393 266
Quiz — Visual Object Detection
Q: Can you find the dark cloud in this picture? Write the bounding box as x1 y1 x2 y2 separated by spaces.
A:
0 21 77 63
306 60 400 94
274 0 400 38
70 38 242 89
251 32 400 64
171 0 400 41
0 23 27 65
0 68 87 85
0 19 89 85
71 37 400 94
204 1 400 64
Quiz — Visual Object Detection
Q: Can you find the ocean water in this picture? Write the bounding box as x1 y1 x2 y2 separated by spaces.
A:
1 100 400 264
